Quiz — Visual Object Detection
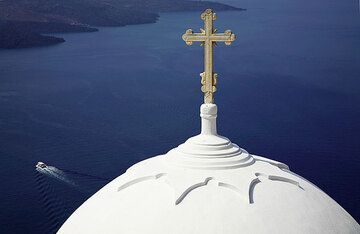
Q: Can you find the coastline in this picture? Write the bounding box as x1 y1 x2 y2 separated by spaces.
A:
0 1 244 49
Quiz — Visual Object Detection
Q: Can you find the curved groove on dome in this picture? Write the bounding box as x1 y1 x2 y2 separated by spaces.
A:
175 177 214 205
248 177 261 204
268 175 304 190
253 155 289 170
117 173 167 192
280 168 322 191
255 173 303 190
249 173 304 204
218 182 242 197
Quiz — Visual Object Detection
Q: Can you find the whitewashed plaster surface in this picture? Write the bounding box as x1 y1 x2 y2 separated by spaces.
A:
58 104 360 234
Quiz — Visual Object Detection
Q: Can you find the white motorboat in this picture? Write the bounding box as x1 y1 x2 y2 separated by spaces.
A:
36 162 47 169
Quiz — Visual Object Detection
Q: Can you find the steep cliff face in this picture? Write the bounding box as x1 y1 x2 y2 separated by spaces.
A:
0 0 243 49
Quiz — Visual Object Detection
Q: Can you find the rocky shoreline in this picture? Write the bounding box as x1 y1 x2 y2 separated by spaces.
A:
0 0 244 49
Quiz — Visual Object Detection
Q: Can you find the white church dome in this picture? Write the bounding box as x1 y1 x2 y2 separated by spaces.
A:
58 104 360 234
58 9 359 234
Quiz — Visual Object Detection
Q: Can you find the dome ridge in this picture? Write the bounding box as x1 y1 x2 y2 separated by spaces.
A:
166 103 255 169
114 154 303 206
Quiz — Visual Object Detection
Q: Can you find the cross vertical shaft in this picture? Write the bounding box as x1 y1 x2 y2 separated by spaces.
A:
182 9 236 104
204 11 214 103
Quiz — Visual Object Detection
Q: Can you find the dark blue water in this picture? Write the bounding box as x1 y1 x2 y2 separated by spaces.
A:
0 0 359 232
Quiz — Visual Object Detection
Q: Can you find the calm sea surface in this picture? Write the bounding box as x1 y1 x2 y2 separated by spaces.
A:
0 0 359 232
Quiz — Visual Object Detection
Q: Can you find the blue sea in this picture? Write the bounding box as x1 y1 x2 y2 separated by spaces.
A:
0 0 359 232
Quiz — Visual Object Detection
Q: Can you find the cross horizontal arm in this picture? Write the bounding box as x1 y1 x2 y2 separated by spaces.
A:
182 30 236 46
182 33 206 43
210 33 236 43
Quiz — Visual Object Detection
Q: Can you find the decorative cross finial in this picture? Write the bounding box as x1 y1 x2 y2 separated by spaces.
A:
182 9 236 104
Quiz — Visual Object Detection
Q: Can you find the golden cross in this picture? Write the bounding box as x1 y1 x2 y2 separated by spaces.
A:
182 9 236 104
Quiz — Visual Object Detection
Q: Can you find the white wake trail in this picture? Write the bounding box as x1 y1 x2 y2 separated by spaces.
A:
36 166 77 187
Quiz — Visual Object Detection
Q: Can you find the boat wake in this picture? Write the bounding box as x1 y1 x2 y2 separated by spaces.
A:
34 163 110 231
36 166 77 187
60 168 111 182
35 163 110 193
34 170 71 233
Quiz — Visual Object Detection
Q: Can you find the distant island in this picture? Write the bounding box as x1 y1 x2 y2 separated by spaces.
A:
0 0 244 49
